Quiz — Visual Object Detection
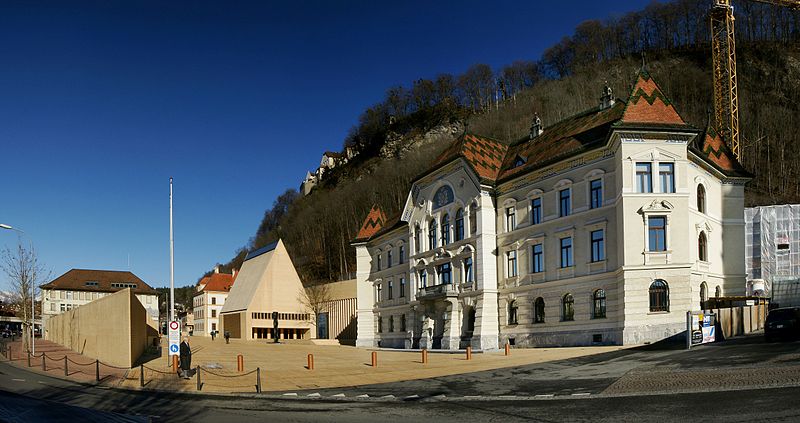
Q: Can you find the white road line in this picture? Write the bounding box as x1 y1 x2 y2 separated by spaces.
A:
282 393 297 397
306 393 321 397
404 394 420 400
534 394 554 398
356 394 370 398
380 395 395 399
11 378 25 382
331 393 346 397
571 392 591 396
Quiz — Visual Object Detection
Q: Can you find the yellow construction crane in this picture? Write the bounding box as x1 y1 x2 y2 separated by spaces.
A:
710 0 800 162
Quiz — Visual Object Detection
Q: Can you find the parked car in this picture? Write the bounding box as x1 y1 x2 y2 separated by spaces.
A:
765 307 800 341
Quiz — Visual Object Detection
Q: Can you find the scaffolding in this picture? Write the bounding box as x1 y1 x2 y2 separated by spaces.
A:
745 205 800 306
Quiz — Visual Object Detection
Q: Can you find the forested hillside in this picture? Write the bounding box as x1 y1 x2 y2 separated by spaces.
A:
210 0 800 284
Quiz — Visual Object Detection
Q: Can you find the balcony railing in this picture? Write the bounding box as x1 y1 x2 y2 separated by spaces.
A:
417 283 458 299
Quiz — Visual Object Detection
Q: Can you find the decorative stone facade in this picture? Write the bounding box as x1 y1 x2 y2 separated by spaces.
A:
353 70 752 349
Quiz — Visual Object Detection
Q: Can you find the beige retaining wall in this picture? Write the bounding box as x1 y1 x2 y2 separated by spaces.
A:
44 288 150 368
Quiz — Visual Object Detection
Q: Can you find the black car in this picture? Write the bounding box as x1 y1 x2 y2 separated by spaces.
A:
765 307 800 341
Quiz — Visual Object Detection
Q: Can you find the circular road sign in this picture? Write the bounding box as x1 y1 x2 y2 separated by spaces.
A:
169 321 179 331
170 344 179 353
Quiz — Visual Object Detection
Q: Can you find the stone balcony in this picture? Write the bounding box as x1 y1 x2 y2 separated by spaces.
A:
417 283 459 300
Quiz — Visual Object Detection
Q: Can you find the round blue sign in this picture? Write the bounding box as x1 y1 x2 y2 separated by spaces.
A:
170 344 179 353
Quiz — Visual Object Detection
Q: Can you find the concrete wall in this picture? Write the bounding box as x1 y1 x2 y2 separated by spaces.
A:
44 289 149 368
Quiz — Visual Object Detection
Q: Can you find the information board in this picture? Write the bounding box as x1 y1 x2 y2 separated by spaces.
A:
168 320 180 356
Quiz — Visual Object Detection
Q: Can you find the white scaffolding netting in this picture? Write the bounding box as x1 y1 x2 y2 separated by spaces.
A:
745 204 800 307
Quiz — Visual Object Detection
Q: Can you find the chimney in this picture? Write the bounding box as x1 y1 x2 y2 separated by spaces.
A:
529 113 543 139
600 82 615 110
232 269 237 279
214 265 220 274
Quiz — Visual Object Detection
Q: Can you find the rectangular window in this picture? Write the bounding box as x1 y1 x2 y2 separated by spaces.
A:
419 270 427 288
560 237 573 268
438 263 452 284
399 245 405 264
211 309 217 318
464 257 473 282
532 243 543 273
50 302 56 311
507 250 518 277
399 277 405 297
429 223 437 250
648 217 667 251
559 189 571 217
388 280 393 299
530 198 542 224
211 297 216 305
387 250 393 268
506 206 516 231
212 323 217 331
591 229 605 262
376 284 382 302
590 179 603 209
636 162 652 193
659 163 675 193
377 254 382 271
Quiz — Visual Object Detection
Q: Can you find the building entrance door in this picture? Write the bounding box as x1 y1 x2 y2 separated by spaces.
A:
317 312 329 339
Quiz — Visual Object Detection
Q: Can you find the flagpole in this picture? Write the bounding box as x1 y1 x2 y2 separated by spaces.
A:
169 177 175 324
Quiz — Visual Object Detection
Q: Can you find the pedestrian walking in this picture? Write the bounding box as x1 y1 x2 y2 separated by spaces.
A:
224 330 230 344
211 330 216 341
179 337 192 379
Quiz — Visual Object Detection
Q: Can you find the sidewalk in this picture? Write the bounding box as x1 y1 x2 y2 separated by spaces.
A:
0 339 128 385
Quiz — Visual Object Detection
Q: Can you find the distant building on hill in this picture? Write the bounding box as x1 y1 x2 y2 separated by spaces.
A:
300 149 359 196
353 70 753 350
192 267 236 336
40 269 159 328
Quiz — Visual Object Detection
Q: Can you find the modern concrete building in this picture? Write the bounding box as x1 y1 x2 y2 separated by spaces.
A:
41 269 159 328
313 279 357 345
219 240 314 340
353 70 752 349
192 269 236 336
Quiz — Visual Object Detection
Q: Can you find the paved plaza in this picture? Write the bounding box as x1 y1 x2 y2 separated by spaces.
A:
124 336 628 392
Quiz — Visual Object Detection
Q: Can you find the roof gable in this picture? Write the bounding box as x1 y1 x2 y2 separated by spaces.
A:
691 125 752 178
354 205 387 242
619 69 687 127
200 273 236 293
431 133 508 183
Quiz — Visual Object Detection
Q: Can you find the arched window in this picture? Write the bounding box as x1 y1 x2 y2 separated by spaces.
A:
388 316 394 332
414 224 421 254
698 231 708 261
697 184 706 214
455 209 465 241
649 280 669 312
593 289 606 318
508 300 518 325
469 202 478 236
428 219 437 250
700 282 708 309
441 214 451 245
562 294 574 321
715 285 721 298
533 297 545 323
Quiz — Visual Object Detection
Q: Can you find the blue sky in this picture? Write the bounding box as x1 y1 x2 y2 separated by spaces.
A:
0 0 653 289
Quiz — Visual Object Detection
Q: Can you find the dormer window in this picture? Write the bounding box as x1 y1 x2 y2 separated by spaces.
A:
513 155 527 168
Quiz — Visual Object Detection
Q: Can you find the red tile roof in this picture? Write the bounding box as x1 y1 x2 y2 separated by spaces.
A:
498 101 625 181
690 126 752 178
41 269 157 295
198 273 236 293
619 69 688 127
354 205 388 242
432 133 508 183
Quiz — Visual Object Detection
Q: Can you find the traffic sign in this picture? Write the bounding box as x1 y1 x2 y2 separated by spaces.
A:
168 320 180 356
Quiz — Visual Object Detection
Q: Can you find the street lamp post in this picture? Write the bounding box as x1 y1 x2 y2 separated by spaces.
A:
0 223 35 354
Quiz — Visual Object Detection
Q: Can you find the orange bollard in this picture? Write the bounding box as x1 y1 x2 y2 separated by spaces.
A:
466 346 472 360
307 353 314 370
504 342 510 356
172 355 179 372
421 348 428 364
237 354 244 372
371 351 378 367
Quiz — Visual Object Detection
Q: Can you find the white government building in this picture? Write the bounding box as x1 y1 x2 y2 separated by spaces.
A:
352 70 752 349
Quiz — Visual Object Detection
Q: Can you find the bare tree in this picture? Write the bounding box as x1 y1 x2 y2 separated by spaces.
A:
1 242 50 352
298 282 333 328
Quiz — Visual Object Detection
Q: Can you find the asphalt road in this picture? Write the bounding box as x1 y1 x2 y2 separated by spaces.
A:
0 334 798 422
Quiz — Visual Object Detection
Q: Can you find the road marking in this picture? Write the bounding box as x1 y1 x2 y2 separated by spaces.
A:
282 393 297 397
534 394 554 398
11 378 25 382
306 393 321 397
404 394 420 400
356 394 369 398
380 394 395 399
331 393 346 397
571 393 591 396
